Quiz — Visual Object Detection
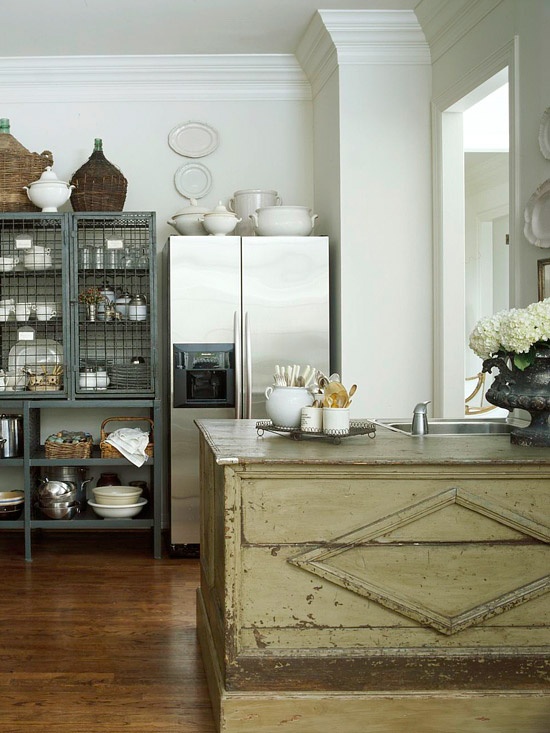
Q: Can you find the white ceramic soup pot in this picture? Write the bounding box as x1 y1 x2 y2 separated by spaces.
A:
167 198 210 235
200 203 240 236
0 256 19 271
250 206 318 236
79 371 110 390
24 167 74 212
0 303 14 321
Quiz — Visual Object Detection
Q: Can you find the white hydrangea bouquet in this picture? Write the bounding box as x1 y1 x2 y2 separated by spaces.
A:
469 298 550 371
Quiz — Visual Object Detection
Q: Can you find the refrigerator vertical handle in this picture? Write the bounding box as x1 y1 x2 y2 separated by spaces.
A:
244 311 252 419
234 310 242 419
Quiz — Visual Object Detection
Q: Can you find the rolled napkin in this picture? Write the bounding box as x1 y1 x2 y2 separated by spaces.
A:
104 427 150 467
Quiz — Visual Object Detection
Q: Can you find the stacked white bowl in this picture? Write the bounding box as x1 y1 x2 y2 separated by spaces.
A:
89 485 147 518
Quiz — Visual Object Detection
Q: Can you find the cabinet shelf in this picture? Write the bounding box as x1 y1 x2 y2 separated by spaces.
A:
0 212 162 561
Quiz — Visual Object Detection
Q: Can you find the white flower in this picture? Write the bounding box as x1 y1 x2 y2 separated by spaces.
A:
469 298 550 359
468 312 504 359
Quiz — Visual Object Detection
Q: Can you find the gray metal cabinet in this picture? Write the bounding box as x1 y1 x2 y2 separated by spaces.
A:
0 213 162 559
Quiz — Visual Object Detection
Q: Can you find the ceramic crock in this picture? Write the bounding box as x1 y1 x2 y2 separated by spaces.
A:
264 385 313 428
228 189 281 236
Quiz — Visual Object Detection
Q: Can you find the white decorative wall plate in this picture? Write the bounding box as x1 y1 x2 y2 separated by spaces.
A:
174 162 213 200
538 107 550 160
524 178 550 248
168 121 219 158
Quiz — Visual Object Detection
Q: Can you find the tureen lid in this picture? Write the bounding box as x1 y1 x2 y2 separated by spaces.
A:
29 166 70 186
173 197 210 216
204 201 237 217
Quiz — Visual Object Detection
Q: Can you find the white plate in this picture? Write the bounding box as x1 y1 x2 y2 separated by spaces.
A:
88 498 147 519
524 178 550 248
8 338 63 372
174 162 212 200
539 107 550 160
168 121 219 158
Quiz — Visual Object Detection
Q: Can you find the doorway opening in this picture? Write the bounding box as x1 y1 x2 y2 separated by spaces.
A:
437 67 510 417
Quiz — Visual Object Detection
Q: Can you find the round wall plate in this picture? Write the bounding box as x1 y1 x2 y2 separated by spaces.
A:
539 107 550 160
168 121 219 158
524 178 550 248
174 162 213 200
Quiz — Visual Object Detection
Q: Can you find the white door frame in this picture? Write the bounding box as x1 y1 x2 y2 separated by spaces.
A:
431 38 519 417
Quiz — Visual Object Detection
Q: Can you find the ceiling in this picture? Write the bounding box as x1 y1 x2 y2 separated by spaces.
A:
2 0 422 57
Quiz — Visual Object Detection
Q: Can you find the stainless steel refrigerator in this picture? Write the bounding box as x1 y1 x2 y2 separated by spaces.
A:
167 235 330 553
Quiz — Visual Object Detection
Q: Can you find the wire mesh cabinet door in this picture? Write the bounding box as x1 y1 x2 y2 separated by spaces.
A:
0 213 69 398
71 212 157 397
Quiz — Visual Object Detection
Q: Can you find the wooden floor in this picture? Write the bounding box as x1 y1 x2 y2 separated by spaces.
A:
0 530 216 732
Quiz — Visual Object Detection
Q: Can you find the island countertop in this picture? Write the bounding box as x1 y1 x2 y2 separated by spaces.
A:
196 417 550 733
195 417 550 466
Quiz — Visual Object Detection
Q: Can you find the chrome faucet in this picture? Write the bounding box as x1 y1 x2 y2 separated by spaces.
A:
411 400 431 435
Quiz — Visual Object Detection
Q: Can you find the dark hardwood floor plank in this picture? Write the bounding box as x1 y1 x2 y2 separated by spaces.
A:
0 530 216 732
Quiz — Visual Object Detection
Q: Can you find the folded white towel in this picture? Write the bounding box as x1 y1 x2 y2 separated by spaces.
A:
105 427 150 467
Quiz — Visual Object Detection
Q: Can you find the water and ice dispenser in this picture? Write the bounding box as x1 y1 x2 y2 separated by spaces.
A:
173 344 235 408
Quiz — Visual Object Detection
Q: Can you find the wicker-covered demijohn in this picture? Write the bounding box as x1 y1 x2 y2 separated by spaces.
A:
0 118 53 212
70 138 127 212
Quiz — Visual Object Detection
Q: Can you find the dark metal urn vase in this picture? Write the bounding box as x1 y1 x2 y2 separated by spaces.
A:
483 350 550 447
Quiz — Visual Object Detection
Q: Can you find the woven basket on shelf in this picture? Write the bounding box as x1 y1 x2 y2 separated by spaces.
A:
0 118 53 212
70 138 127 212
45 436 93 459
100 416 154 459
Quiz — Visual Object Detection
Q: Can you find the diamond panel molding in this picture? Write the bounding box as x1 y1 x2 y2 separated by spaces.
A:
288 487 550 635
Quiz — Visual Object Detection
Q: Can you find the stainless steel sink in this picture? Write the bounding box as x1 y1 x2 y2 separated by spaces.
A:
376 418 516 436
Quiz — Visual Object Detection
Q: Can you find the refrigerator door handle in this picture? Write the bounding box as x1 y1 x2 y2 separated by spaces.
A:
244 311 252 418
234 310 242 419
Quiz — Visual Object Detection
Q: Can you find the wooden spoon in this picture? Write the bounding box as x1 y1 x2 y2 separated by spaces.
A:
343 384 357 408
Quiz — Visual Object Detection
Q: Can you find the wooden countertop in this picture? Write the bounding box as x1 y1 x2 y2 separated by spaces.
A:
195 418 550 466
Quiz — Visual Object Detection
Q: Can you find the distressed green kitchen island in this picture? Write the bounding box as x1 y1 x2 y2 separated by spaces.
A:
195 419 550 733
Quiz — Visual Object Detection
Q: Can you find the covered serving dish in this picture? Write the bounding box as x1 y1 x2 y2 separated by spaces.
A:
24 167 74 212
167 197 210 235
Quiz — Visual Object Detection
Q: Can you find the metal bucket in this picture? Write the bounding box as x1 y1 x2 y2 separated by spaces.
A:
0 414 23 458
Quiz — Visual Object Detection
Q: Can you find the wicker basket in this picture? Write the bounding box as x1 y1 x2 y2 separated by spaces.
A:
0 119 53 212
100 416 154 459
45 434 93 459
70 138 127 212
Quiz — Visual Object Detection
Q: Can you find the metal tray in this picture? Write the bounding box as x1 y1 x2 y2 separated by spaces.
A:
256 419 376 445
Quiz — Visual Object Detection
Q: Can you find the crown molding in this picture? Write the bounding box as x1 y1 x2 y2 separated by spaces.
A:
415 0 504 63
0 54 311 103
297 10 430 98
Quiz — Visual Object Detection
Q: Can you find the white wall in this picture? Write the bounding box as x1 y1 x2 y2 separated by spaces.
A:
428 0 550 309
337 63 433 418
311 69 342 376
2 96 314 255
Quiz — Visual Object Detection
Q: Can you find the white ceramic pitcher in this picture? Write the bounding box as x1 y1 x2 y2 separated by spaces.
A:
228 189 281 236
264 385 313 429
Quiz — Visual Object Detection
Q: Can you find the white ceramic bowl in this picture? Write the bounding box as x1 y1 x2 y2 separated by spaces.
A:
89 498 147 518
24 167 74 212
250 206 318 236
92 486 142 505
167 198 210 235
201 213 239 236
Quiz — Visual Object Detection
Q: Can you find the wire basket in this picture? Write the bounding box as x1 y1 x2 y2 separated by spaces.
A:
0 121 53 212
45 432 93 459
99 416 154 459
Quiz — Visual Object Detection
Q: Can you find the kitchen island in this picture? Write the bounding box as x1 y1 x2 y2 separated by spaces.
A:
195 419 550 733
